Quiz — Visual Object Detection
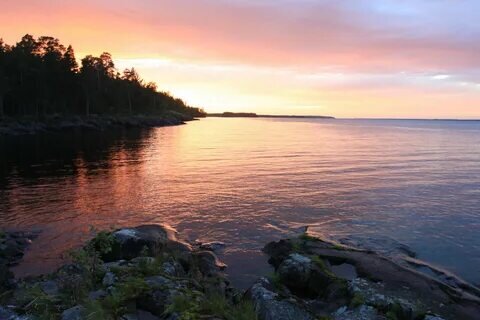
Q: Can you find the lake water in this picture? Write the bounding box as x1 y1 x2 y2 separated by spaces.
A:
1 118 480 289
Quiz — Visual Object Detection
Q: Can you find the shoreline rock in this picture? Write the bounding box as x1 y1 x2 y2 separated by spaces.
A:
0 113 200 136
0 225 249 320
261 234 480 320
1 225 479 319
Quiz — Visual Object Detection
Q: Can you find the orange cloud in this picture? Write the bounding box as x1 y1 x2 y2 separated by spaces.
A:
2 0 480 118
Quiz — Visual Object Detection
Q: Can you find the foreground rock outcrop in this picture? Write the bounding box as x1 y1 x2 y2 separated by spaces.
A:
0 225 253 320
1 226 479 319
259 234 480 320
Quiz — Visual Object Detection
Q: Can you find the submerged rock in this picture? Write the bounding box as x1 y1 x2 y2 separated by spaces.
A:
197 241 226 252
0 231 36 291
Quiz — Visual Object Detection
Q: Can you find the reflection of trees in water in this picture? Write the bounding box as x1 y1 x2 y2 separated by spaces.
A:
0 128 154 186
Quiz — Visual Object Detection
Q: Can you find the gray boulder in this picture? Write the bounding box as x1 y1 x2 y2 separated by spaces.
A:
247 278 315 320
277 253 333 296
278 254 313 287
106 225 192 261
61 306 85 320
137 276 189 316
193 250 227 277
161 260 185 277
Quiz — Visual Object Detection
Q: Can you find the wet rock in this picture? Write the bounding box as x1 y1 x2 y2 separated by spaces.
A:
193 250 227 277
0 231 36 266
247 278 315 320
107 225 192 261
197 241 226 252
61 305 85 320
263 240 294 268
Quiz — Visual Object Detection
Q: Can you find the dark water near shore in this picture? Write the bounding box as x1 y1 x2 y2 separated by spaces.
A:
1 118 480 289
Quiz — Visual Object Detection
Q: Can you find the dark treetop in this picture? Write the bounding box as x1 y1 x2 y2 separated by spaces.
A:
0 34 205 120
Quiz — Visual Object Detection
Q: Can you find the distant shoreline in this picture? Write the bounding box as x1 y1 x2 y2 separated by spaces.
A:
207 112 335 119
207 113 480 121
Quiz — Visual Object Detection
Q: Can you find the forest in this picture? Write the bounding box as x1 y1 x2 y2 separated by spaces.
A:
0 35 205 119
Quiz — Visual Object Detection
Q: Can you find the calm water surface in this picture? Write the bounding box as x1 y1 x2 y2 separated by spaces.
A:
1 118 480 288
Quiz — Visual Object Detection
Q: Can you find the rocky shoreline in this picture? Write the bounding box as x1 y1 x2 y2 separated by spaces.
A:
0 113 200 136
1 225 479 319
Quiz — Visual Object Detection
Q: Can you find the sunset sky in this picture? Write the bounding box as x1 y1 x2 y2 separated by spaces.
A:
2 0 480 118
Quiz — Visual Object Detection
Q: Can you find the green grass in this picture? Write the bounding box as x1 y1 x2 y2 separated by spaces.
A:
267 272 283 291
165 289 202 320
17 285 61 320
309 255 337 279
350 293 365 308
83 300 110 320
202 294 258 320
164 289 258 320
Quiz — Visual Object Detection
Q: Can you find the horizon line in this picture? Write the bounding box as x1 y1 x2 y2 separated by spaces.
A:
206 112 480 121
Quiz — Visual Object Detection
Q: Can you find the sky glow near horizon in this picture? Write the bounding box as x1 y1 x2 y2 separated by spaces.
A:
2 0 480 118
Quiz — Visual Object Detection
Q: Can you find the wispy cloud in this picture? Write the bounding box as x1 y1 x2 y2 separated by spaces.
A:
2 0 480 117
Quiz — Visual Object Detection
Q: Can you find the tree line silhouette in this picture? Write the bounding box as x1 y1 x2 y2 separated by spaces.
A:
0 35 205 119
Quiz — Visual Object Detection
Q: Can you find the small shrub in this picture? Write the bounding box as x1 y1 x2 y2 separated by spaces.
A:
89 230 116 256
101 276 148 318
